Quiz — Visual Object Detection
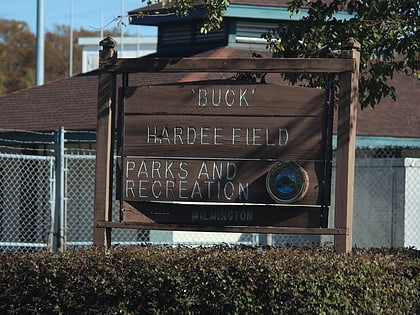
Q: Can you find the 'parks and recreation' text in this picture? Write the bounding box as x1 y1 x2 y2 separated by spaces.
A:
125 160 249 201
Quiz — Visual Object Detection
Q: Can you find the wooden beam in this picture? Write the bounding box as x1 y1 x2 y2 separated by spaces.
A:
93 37 118 248
95 221 348 235
334 39 360 253
112 57 356 74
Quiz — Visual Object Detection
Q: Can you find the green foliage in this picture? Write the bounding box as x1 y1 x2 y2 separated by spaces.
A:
156 0 419 108
0 246 418 314
200 0 229 34
147 0 229 34
264 0 420 108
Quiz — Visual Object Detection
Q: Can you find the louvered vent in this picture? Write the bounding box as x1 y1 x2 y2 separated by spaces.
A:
236 21 279 42
161 24 192 45
195 24 226 43
160 23 226 46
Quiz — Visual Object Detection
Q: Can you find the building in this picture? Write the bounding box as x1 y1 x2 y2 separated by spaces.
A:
78 35 157 73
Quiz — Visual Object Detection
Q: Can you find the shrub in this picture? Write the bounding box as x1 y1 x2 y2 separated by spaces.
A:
0 246 418 314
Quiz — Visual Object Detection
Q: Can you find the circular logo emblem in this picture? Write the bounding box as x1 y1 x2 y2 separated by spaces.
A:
266 161 309 203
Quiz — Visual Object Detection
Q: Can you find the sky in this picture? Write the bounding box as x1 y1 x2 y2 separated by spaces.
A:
1 0 157 36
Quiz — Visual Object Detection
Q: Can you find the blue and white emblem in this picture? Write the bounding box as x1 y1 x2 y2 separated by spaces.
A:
266 161 309 203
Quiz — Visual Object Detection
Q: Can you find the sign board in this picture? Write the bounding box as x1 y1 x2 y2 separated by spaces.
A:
118 83 332 227
95 42 359 252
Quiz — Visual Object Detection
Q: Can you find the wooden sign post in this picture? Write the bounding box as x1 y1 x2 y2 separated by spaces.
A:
94 37 360 253
93 37 117 248
334 39 360 253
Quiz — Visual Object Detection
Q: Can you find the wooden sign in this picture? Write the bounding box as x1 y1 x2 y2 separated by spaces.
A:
95 41 360 252
118 83 332 227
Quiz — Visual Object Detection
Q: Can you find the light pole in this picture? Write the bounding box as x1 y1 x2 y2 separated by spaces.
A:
36 0 45 85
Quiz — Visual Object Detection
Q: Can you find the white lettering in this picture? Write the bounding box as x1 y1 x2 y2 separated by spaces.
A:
125 179 135 198
179 180 188 199
151 181 162 198
200 127 210 145
138 160 149 178
123 160 250 202
187 127 197 144
194 87 256 107
151 161 161 178
232 127 241 145
147 126 158 143
165 180 176 198
198 88 208 106
225 89 235 106
238 182 249 200
265 128 275 146
145 126 289 147
223 181 235 200
226 162 237 180
214 127 223 145
179 162 189 179
197 161 210 179
253 128 262 146
138 180 148 197
239 88 249 106
191 181 202 199
174 127 184 144
165 161 175 179
213 162 223 180
212 89 222 106
279 128 289 145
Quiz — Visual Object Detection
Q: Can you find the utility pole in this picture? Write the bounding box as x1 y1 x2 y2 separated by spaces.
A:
69 1 74 77
36 0 45 85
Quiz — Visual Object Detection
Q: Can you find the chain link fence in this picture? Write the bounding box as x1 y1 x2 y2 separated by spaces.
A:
404 158 420 247
0 143 419 253
65 153 150 249
343 146 419 248
0 154 53 252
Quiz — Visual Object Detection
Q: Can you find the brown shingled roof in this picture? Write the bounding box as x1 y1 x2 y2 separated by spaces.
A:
0 73 98 132
0 47 419 138
356 73 420 138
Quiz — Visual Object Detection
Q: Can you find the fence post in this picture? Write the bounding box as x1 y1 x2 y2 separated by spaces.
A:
52 127 65 252
94 37 117 248
334 39 360 253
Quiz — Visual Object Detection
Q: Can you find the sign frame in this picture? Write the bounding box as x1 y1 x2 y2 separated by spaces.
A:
94 37 360 253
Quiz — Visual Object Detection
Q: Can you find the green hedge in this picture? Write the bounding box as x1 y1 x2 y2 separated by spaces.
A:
0 246 418 314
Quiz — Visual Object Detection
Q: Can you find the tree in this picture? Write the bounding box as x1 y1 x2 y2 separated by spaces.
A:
150 0 419 108
265 0 420 108
0 20 36 94
44 25 102 82
0 19 121 95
